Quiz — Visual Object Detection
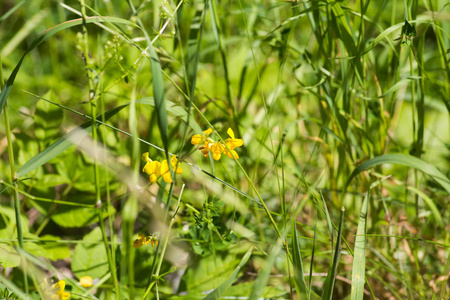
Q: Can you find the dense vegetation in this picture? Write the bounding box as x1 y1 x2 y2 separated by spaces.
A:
0 0 449 299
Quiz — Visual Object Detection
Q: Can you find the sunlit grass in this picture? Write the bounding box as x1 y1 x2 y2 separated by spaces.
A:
0 0 449 299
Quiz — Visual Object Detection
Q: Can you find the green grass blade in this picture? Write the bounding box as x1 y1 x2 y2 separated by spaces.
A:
185 4 206 99
16 104 127 178
308 222 317 300
0 16 136 115
292 220 308 298
407 186 444 228
351 191 369 300
320 191 333 248
202 247 253 300
322 207 345 300
0 0 25 22
345 154 450 194
146 41 169 158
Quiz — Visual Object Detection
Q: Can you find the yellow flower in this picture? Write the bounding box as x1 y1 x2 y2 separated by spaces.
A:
225 128 243 149
224 128 243 159
133 234 149 248
199 141 211 157
133 234 158 248
79 276 93 288
160 155 183 183
211 142 225 161
142 152 162 184
143 160 162 184
192 128 243 160
142 153 183 184
191 128 213 145
50 280 70 300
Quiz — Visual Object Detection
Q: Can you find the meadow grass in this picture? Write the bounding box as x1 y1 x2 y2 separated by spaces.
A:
0 0 449 299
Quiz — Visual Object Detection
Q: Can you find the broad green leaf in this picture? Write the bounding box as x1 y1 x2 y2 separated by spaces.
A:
23 242 47 258
34 90 63 142
71 227 109 279
0 244 20 268
180 252 238 293
351 191 369 300
345 154 450 194
40 235 71 261
17 104 127 178
202 247 253 300
51 195 115 228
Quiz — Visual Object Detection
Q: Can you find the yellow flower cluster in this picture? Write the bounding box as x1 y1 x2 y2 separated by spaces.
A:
191 128 243 160
142 153 183 184
133 233 158 248
50 280 70 300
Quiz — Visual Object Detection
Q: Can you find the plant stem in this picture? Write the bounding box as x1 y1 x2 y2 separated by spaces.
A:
80 1 120 298
1 54 28 294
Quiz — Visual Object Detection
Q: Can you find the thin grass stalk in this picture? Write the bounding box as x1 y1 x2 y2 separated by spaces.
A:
142 184 186 299
209 0 239 132
99 57 120 299
79 2 118 298
94 0 120 296
1 54 28 294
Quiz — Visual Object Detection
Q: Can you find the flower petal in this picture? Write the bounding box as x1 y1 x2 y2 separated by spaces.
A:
141 152 150 162
204 128 213 136
149 174 158 184
143 161 161 176
162 172 172 183
191 134 202 145
227 128 235 139
226 149 239 159
160 160 169 174
232 138 243 148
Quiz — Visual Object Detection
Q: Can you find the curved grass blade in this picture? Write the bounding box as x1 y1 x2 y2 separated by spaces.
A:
407 186 444 228
351 191 369 300
202 247 253 300
0 16 136 115
292 220 308 298
322 207 345 300
345 154 450 194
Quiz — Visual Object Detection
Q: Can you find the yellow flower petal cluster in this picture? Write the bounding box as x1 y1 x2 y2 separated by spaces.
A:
191 128 243 160
133 233 158 248
142 153 183 184
50 280 70 300
79 276 93 288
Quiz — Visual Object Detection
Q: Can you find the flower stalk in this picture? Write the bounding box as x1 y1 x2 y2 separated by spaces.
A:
1 54 28 294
